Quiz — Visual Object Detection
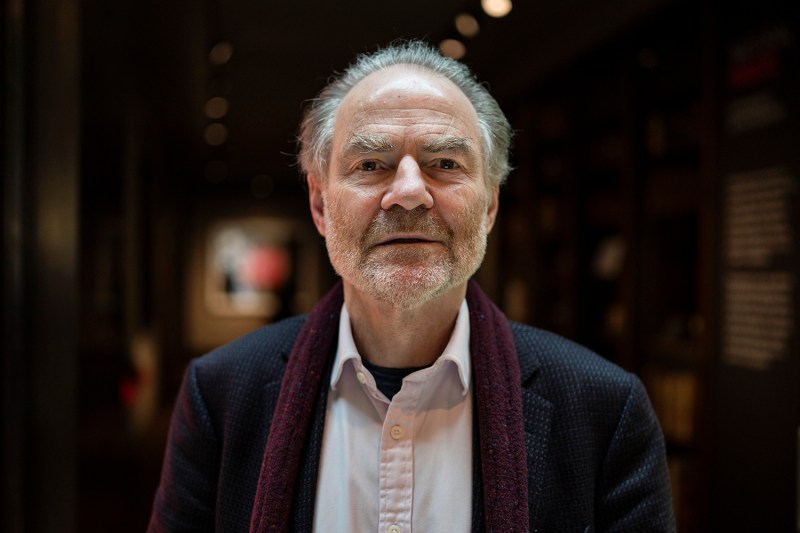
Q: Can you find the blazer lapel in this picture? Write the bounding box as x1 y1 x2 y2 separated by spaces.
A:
520 389 553 520
514 325 554 527
289 349 335 532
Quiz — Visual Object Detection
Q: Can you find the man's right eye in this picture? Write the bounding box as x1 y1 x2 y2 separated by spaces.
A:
357 160 379 171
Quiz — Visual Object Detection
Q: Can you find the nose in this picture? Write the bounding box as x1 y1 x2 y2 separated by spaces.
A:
380 155 434 211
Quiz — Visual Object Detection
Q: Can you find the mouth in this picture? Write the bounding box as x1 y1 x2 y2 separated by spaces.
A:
382 238 432 245
376 234 438 246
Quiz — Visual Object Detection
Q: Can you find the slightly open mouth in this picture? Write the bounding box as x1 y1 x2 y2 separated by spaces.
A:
382 238 432 245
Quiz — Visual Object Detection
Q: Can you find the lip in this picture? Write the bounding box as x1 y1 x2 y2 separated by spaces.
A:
376 233 438 246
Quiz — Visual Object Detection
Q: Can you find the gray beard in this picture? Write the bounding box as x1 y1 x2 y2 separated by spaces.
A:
325 205 488 309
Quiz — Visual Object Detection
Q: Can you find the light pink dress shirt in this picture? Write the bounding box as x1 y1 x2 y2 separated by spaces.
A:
312 301 473 533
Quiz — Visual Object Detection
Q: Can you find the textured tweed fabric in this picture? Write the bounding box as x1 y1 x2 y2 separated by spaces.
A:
465 281 529 531
148 282 675 532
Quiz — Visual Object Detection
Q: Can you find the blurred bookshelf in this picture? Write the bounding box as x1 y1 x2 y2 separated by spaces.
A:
500 7 714 532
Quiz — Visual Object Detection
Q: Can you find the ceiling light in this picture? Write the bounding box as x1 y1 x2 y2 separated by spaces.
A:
481 0 512 18
439 39 466 60
203 123 228 146
455 13 480 38
209 41 233 66
204 97 230 119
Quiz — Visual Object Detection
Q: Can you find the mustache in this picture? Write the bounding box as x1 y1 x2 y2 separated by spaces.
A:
363 207 453 245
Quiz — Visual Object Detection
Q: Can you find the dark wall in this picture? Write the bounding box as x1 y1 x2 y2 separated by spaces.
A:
2 0 80 532
711 2 800 531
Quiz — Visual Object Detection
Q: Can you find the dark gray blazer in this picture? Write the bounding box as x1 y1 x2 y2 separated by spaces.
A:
148 315 675 532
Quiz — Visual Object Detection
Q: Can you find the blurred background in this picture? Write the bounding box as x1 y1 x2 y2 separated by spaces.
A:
2 0 799 531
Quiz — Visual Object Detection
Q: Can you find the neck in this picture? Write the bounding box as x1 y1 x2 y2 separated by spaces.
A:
343 282 466 368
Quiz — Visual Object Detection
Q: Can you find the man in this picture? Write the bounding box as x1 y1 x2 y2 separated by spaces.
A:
149 41 675 532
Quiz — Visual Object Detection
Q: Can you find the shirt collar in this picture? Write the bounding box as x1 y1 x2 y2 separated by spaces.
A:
330 299 472 395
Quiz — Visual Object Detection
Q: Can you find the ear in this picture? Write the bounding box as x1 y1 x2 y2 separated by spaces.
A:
484 185 500 233
307 174 327 237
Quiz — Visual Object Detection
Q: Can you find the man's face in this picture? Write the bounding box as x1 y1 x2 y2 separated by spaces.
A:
308 65 499 309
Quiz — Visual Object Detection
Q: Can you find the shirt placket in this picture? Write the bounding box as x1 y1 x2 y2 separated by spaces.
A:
378 379 422 533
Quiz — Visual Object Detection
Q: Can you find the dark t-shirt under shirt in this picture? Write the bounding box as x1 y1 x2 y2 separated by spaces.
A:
360 359 430 400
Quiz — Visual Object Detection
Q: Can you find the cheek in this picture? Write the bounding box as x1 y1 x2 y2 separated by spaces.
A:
327 192 371 235
440 188 491 226
332 187 384 221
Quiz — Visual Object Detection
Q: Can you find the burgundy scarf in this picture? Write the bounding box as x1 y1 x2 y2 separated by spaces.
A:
249 280 529 532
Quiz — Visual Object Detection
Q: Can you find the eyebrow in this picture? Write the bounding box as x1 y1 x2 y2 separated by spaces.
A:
342 133 395 158
340 133 479 162
422 136 477 157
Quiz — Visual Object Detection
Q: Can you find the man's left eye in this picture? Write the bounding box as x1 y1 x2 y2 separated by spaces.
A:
437 159 459 170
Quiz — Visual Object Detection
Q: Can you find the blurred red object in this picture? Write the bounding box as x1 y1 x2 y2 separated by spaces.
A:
238 245 290 290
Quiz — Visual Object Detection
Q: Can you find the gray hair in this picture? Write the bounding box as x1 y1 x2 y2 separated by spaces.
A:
298 41 513 187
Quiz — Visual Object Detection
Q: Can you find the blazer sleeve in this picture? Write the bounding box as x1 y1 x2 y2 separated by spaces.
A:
148 361 220 532
596 376 676 532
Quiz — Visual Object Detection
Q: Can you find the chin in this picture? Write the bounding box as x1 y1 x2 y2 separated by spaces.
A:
360 263 467 310
330 240 487 309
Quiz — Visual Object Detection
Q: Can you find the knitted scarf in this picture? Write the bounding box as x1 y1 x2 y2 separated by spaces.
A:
249 280 529 532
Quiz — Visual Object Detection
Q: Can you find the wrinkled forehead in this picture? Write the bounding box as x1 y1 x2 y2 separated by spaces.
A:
334 64 482 141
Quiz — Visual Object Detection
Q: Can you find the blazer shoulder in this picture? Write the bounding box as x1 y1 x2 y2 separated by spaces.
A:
510 321 654 450
192 314 306 389
510 320 637 394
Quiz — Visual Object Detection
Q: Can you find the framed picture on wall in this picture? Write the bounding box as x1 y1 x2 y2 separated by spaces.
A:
185 214 323 352
204 218 295 319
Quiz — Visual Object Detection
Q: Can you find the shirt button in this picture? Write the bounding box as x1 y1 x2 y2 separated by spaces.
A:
356 371 367 384
390 425 404 440
388 525 401 533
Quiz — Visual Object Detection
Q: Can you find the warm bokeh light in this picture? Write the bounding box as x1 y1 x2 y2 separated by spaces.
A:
204 96 230 119
203 123 228 146
209 41 234 66
481 0 512 18
439 39 466 60
455 13 480 38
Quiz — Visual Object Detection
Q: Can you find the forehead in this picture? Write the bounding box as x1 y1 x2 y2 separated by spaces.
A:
333 64 481 144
